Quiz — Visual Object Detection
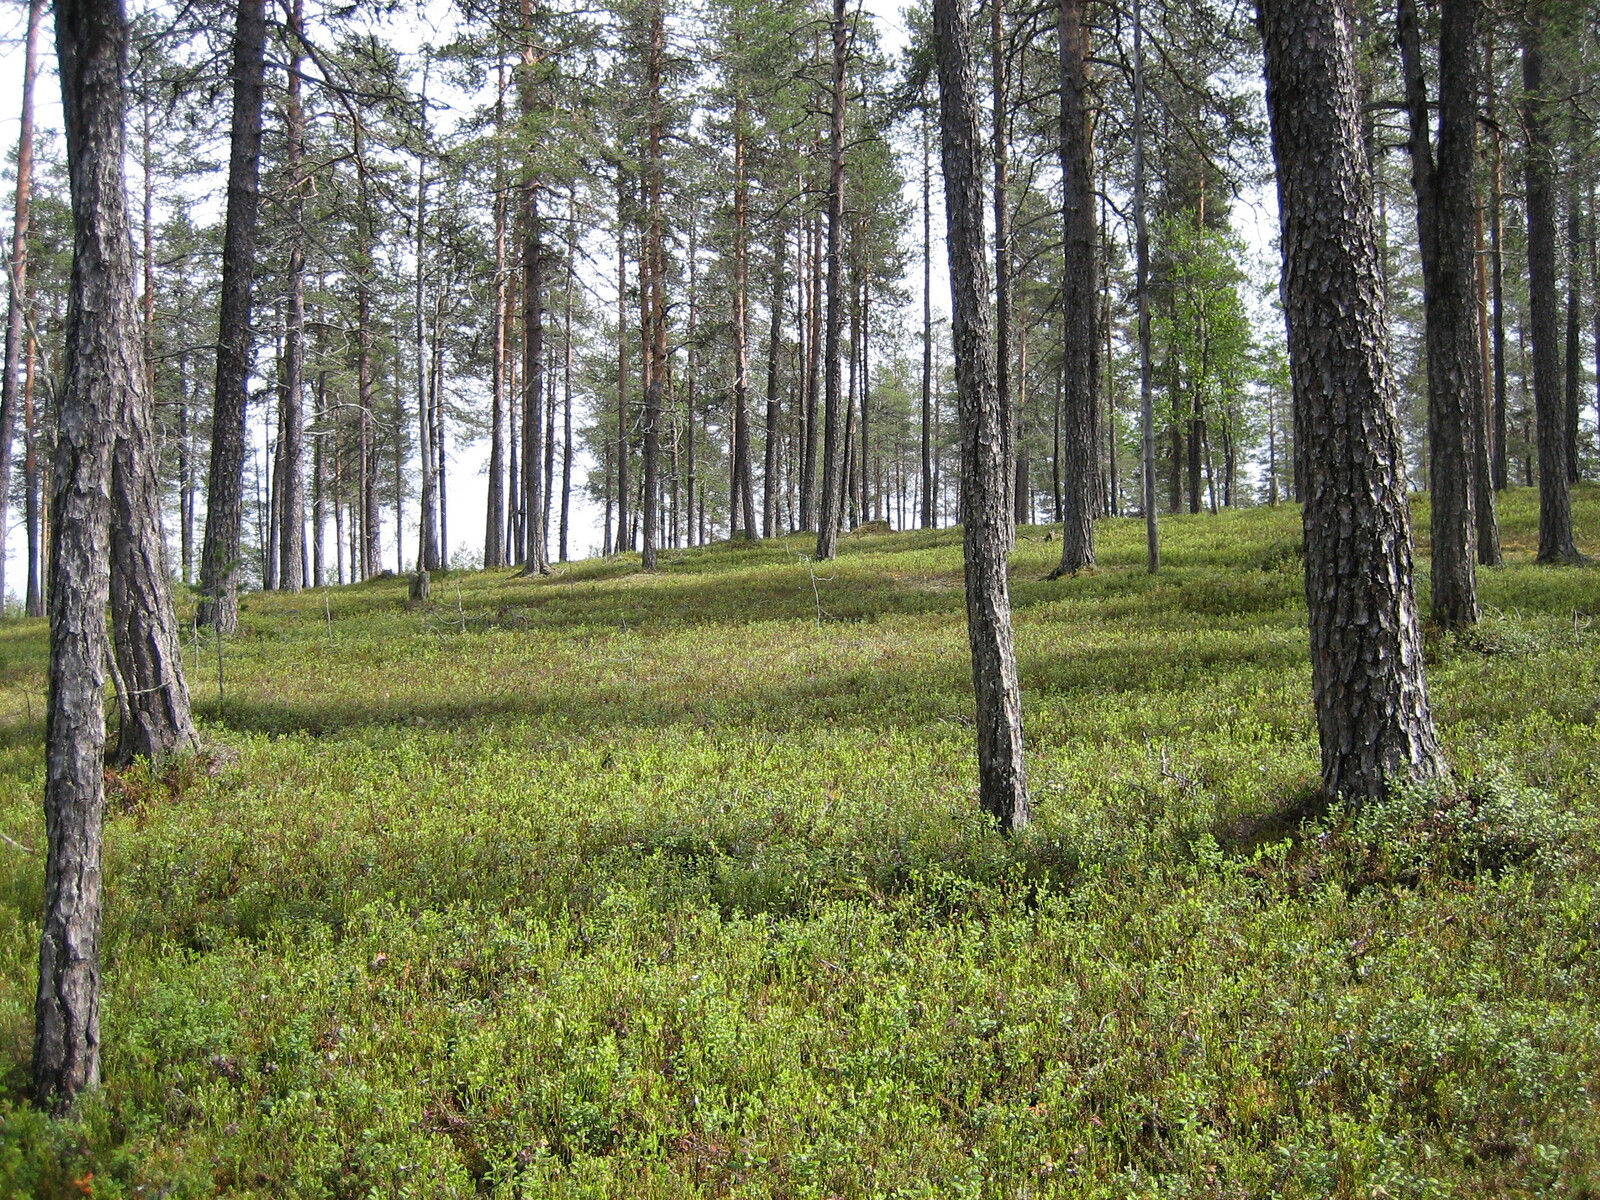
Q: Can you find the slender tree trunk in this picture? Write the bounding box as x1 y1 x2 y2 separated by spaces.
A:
275 0 307 592
520 188 549 575
561 189 575 562
920 106 935 530
24 332 43 615
485 73 508 568
1486 29 1508 493
731 99 757 539
800 213 821 530
414 91 441 574
1521 8 1581 562
354 122 380 580
1396 0 1480 626
1051 0 1097 575
763 228 785 538
311 367 325 586
1132 0 1158 569
934 0 1029 832
615 171 631 552
815 0 849 560
198 0 266 631
1563 165 1582 483
1259 0 1447 803
0 0 46 609
640 8 667 571
992 0 1015 543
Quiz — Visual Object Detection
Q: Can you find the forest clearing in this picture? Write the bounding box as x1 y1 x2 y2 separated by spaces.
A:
1 489 1598 1196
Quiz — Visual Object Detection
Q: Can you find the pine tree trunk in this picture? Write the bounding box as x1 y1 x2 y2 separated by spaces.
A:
933 0 1029 832
37 0 135 1110
198 0 266 631
485 75 508 569
1485 29 1509 493
1259 0 1447 803
763 228 785 538
640 8 667 571
615 172 631 553
920 108 935 530
815 0 849 560
1396 0 1480 627
1563 168 1581 483
730 102 757 539
1521 9 1582 562
1132 0 1158 570
520 188 549 575
992 0 1014 543
276 0 307 591
1051 0 1097 575
0 0 46 609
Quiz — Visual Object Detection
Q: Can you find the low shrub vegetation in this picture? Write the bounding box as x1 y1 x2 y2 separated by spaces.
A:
0 485 1597 1197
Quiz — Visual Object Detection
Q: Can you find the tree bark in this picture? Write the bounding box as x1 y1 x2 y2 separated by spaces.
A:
1563 166 1581 483
485 68 508 569
934 0 1030 833
37 0 137 1110
763 228 785 538
1521 9 1581 562
0 0 46 610
615 171 631 553
730 97 757 539
1051 0 1097 575
275 0 307 591
1396 0 1480 627
1259 0 1448 803
640 7 667 570
197 0 266 631
992 0 1015 542
920 106 935 530
815 0 849 560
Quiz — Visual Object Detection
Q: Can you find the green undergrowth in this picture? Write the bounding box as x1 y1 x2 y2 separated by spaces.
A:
0 486 1597 1198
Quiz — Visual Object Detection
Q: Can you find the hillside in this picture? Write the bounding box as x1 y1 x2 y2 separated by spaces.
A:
2 487 1598 1197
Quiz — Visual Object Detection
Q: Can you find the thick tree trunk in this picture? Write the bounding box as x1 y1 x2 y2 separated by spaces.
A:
1521 11 1581 562
37 0 135 1110
197 0 266 631
1396 0 1480 627
1259 0 1447 803
934 0 1029 833
1051 0 1097 575
815 0 849 560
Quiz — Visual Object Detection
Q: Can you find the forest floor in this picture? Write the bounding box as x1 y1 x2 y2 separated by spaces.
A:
1 486 1599 1198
